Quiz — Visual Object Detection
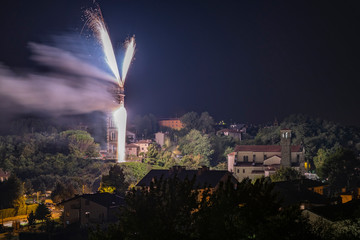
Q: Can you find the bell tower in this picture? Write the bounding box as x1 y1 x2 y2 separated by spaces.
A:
280 129 291 167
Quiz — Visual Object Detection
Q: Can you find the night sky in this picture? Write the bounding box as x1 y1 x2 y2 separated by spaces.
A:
1 0 360 126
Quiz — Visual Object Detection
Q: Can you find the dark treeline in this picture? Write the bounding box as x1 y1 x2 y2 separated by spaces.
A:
90 176 360 240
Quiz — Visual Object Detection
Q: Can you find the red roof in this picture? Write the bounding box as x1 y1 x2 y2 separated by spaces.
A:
234 145 302 153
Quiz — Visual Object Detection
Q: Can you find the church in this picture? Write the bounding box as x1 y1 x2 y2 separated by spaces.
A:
227 129 305 181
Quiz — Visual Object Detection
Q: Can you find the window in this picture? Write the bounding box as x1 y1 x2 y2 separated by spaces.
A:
243 169 245 173
237 169 239 173
264 155 267 160
253 154 256 162
111 132 116 140
297 154 300 162
243 156 248 162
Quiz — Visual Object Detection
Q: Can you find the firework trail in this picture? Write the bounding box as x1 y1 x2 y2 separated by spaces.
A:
85 6 135 163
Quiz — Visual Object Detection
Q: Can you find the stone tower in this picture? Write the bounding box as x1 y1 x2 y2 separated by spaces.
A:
280 129 291 167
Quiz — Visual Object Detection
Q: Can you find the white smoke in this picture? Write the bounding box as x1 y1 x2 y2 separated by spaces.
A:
0 41 118 116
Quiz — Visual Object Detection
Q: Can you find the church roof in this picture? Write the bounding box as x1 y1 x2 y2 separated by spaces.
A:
234 145 302 153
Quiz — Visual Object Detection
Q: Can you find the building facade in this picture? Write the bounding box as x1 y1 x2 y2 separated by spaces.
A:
228 129 305 181
158 118 184 130
107 114 117 159
62 193 124 227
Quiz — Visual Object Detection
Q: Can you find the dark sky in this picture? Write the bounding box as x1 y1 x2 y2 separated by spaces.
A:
1 0 360 126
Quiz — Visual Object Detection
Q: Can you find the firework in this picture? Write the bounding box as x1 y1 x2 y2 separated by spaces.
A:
86 6 135 163
85 8 121 85
120 37 136 87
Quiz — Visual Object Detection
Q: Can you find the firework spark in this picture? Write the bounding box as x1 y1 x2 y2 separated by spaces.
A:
86 6 135 163
121 37 136 87
85 8 121 85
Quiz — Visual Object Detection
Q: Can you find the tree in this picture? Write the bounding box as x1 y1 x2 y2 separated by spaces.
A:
178 129 214 167
0 175 24 209
99 164 129 194
180 111 215 134
319 148 360 193
313 148 330 171
270 167 301 182
60 130 100 158
143 143 160 165
51 181 76 203
27 211 36 229
35 203 51 222
180 112 199 131
91 177 316 240
198 112 215 133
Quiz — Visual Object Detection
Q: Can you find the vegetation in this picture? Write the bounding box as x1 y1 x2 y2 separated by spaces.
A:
245 114 360 170
270 167 302 182
99 165 129 194
35 203 51 222
90 177 315 240
317 147 360 194
0 129 111 199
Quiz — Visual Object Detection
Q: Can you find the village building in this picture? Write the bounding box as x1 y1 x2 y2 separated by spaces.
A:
228 129 305 181
137 166 238 190
158 118 183 130
134 139 152 154
217 128 244 141
61 193 124 227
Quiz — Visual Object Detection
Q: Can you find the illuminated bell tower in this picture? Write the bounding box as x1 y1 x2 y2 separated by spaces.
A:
106 86 125 159
280 129 291 167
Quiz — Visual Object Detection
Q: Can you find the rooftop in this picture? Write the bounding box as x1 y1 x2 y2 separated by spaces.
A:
234 145 302 153
137 166 236 188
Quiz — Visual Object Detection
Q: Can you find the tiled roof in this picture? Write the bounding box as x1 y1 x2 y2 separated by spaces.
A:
273 180 329 206
126 143 139 148
61 193 125 208
234 145 302 152
137 167 236 188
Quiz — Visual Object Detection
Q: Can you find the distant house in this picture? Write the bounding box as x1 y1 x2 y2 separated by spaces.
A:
228 129 305 181
305 199 360 223
217 128 244 141
158 118 184 130
134 139 152 154
137 166 238 190
0 168 10 182
61 193 124 227
273 179 329 209
155 132 169 147
125 143 140 158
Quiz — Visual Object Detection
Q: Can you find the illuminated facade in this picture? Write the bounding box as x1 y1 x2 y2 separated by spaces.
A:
228 129 305 181
106 114 117 159
158 118 183 130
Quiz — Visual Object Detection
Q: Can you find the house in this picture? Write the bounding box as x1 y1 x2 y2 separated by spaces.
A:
273 179 329 209
228 129 305 181
137 166 238 190
155 132 169 147
158 118 184 130
217 128 243 141
134 139 152 154
0 168 10 182
61 193 124 227
125 143 140 159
